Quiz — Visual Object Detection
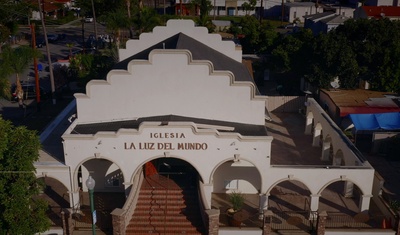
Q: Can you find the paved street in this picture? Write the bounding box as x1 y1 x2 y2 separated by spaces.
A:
1 19 108 127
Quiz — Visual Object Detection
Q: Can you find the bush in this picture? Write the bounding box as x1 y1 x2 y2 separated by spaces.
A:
229 191 245 211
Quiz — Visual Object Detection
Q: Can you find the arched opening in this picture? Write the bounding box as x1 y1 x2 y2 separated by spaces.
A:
144 157 200 188
334 149 345 166
268 180 312 232
76 158 125 232
211 159 262 227
269 180 311 212
127 157 206 234
319 181 363 215
36 177 69 227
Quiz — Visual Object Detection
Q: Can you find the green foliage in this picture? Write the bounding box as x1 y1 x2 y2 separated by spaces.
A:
69 52 116 86
241 0 257 15
389 200 400 212
0 45 42 100
0 118 51 234
269 18 400 93
0 0 35 43
229 191 245 211
133 7 162 33
230 15 278 54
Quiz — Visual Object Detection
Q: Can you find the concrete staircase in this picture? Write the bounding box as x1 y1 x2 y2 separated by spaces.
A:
126 174 205 234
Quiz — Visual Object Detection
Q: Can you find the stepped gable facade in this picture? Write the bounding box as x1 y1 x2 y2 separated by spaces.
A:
35 19 376 234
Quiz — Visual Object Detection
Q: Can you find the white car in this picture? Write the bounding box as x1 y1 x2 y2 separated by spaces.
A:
85 17 94 23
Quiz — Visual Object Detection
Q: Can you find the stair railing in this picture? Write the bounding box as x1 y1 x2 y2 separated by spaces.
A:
111 167 144 234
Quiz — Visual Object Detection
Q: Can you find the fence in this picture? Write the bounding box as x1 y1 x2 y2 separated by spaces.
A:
325 212 379 229
270 211 313 232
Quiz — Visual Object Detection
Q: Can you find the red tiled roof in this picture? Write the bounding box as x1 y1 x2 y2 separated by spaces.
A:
321 89 400 117
362 6 400 18
28 0 71 13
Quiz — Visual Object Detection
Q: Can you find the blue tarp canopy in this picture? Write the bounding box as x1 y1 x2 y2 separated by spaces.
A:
349 112 400 131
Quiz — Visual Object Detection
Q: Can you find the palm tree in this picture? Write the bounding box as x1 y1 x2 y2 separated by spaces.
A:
0 67 11 100
0 45 41 106
103 9 131 48
66 42 75 58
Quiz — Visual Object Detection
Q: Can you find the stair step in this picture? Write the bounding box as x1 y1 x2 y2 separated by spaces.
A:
126 231 202 235
136 203 200 208
126 225 201 232
139 190 197 198
128 220 203 226
127 175 205 234
139 190 196 195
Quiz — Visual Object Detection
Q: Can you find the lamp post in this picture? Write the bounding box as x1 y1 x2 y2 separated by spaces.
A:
86 176 96 235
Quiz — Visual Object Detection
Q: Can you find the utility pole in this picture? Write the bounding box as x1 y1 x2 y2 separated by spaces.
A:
30 23 41 111
259 0 263 24
281 0 284 25
38 0 56 105
90 0 98 40
82 17 85 53
214 0 216 20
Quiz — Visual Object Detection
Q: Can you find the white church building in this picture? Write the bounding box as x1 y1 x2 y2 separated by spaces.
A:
35 20 384 235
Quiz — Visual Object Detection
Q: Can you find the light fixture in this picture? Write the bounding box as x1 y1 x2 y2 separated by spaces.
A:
85 176 96 235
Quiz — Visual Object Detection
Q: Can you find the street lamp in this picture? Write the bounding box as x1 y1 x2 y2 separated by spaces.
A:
86 175 96 235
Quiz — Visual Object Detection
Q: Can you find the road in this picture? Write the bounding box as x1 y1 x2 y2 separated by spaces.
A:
12 20 108 90
1 19 108 124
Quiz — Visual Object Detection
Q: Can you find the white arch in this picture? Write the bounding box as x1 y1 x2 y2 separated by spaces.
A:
130 154 205 183
73 156 126 192
266 177 312 196
37 175 69 192
317 178 365 196
209 156 263 187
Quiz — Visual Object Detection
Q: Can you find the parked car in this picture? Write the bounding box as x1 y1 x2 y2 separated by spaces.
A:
11 83 48 101
47 34 59 42
35 37 46 48
85 17 94 23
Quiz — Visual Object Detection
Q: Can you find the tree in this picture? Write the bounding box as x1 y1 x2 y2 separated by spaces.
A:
230 15 278 54
190 0 213 30
0 117 51 234
0 1 34 45
132 6 161 33
99 8 131 48
0 45 41 105
241 0 257 15
269 18 400 93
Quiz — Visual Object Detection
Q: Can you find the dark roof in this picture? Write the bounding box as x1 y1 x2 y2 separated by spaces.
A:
72 115 268 136
114 33 259 93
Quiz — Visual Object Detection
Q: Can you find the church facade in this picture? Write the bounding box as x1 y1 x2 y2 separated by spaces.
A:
35 20 376 234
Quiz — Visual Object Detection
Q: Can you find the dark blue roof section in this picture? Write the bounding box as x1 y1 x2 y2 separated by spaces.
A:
349 112 400 130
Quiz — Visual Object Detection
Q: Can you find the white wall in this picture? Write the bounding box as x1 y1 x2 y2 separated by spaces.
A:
76 51 266 125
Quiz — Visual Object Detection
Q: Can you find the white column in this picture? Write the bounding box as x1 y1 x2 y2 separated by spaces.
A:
312 127 322 147
70 190 81 209
310 194 320 212
259 193 268 213
359 194 372 212
202 183 213 210
321 141 330 161
305 116 313 135
343 181 354 198
259 193 269 220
